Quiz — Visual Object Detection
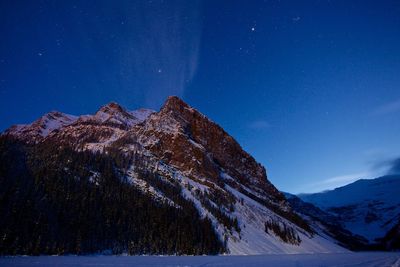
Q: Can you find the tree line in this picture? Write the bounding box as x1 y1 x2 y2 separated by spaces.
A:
0 136 224 255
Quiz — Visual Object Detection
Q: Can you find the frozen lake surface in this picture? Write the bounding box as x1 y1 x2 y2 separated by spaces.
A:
1 252 400 267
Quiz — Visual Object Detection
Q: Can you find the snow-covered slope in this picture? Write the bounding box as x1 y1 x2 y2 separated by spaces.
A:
285 192 369 250
79 102 154 128
5 103 155 151
4 111 78 143
2 253 399 267
222 185 346 254
2 96 348 255
298 175 400 242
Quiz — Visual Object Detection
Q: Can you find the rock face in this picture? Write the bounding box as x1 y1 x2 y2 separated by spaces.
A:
134 96 281 199
1 96 346 255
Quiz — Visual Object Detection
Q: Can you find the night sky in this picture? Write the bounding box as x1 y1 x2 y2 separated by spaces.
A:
1 0 400 193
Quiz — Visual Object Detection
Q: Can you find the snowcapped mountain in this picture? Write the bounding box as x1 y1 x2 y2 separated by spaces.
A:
0 96 346 255
79 102 154 128
297 175 400 244
284 193 369 250
4 111 78 143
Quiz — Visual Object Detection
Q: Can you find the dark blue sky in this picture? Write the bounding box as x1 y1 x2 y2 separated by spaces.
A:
1 0 400 193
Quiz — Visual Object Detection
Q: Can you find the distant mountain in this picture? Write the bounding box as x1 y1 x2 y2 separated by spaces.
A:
284 193 369 250
297 175 400 245
0 96 345 255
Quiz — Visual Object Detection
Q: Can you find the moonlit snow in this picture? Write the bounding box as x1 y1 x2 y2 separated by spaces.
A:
1 253 399 267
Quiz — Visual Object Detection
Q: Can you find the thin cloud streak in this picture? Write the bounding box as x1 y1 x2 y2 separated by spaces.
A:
302 172 368 193
372 98 400 115
301 156 400 193
119 1 202 108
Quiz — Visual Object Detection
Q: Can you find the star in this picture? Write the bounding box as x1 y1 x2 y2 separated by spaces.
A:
38 52 43 56
157 69 162 73
251 27 255 32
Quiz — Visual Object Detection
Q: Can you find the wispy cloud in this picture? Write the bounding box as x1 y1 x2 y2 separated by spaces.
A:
304 172 368 193
248 120 271 130
317 172 367 186
118 1 202 108
299 155 400 194
372 98 400 115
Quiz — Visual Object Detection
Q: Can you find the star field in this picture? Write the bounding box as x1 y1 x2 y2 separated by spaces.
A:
1 0 400 193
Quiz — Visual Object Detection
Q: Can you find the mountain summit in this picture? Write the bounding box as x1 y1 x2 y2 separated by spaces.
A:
0 96 346 255
4 111 78 143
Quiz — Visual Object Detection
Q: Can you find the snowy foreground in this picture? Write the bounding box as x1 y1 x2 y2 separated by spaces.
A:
1 253 400 267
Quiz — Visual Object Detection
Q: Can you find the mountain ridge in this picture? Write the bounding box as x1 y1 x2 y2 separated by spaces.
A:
1 96 346 255
297 175 400 244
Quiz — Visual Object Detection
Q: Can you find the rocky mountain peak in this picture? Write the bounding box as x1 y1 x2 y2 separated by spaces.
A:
88 102 152 129
161 96 190 113
159 96 206 125
135 96 282 202
45 111 70 119
94 102 135 122
96 102 126 115
4 111 78 143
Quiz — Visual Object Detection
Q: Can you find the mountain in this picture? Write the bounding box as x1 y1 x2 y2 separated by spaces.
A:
0 96 346 255
284 193 369 250
298 175 400 245
4 111 78 144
